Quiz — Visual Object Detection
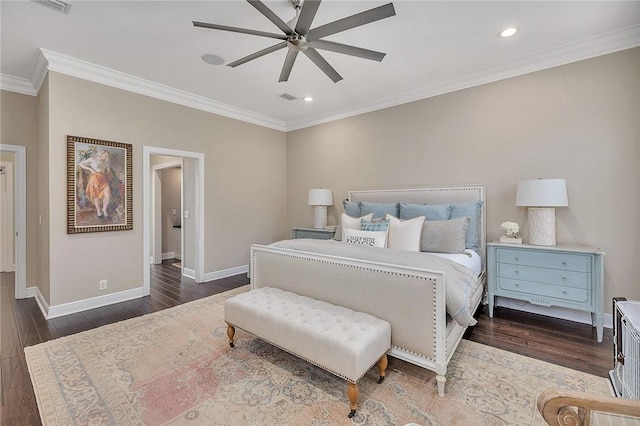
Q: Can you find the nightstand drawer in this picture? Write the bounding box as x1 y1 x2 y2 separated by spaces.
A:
292 228 335 240
497 278 590 304
497 249 590 272
497 264 590 289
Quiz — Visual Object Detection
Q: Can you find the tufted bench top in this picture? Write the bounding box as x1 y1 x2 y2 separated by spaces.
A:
225 286 391 383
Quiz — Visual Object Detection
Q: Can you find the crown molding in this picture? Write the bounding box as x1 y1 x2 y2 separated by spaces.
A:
2 24 638 132
0 73 38 96
37 49 287 132
285 24 640 131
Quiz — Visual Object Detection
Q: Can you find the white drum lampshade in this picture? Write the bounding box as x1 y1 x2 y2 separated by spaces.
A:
516 179 568 245
308 189 333 229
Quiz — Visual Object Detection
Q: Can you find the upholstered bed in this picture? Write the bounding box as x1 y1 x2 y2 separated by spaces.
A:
250 184 486 396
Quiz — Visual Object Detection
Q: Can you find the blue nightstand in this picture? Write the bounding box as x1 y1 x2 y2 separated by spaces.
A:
487 242 605 342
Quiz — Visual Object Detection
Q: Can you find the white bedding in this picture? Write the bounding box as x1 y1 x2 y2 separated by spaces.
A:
270 239 481 327
430 249 482 277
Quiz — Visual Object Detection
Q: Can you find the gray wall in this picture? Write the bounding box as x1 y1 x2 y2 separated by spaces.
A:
160 167 181 257
286 48 640 308
41 72 287 306
0 89 39 291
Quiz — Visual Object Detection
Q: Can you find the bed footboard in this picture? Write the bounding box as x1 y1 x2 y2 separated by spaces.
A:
251 243 454 394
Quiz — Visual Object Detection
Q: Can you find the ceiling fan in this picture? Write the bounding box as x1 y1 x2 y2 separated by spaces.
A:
193 0 396 83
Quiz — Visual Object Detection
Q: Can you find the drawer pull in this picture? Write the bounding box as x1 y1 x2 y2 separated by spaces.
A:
562 261 567 266
515 283 520 288
562 275 567 281
515 257 519 261
562 290 568 295
515 270 520 274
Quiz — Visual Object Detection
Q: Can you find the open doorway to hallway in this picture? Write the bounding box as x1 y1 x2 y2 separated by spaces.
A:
150 156 183 273
143 146 204 296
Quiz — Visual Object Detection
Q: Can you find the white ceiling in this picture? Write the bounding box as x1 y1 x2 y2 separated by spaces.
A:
2 1 639 131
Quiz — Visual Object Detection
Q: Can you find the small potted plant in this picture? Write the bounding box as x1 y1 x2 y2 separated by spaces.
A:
500 221 522 244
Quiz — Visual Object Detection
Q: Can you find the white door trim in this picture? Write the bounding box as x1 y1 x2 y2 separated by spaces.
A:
0 144 26 299
143 146 204 296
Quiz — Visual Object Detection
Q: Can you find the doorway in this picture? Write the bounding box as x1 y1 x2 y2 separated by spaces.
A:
0 144 26 299
1 160 15 272
151 158 183 269
143 146 204 296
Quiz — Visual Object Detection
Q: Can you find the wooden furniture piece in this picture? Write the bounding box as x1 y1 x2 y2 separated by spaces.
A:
537 389 640 426
292 227 336 240
487 242 605 342
224 286 390 418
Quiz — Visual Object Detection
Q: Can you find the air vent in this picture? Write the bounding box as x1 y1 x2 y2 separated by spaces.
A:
31 0 71 14
279 93 298 101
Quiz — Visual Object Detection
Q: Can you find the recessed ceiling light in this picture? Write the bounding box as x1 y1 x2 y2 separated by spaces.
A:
201 54 224 66
498 27 518 38
303 96 313 102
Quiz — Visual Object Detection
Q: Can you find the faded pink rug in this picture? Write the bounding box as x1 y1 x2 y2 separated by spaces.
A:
25 286 624 425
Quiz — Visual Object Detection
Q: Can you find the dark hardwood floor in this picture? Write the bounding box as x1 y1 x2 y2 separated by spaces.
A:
1 261 613 425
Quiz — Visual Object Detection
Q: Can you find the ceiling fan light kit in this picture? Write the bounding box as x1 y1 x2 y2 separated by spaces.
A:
193 0 396 83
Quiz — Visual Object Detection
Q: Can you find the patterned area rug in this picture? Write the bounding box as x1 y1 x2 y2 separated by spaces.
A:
24 286 630 425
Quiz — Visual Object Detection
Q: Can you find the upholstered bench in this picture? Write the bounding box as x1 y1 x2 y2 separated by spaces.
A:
225 287 391 418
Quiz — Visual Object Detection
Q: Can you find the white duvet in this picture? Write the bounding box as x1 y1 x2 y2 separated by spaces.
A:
269 239 481 327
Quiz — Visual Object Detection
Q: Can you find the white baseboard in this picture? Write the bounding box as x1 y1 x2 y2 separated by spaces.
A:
162 251 175 260
33 286 144 319
496 296 613 329
26 286 37 298
203 265 248 282
183 267 195 279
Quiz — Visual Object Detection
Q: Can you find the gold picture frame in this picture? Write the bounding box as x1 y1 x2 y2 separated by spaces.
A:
67 135 133 233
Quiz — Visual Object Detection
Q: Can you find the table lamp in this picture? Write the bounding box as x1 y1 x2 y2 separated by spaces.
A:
308 188 333 229
515 178 568 246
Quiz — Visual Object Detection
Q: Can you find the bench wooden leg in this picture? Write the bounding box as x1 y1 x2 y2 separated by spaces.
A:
377 354 388 384
227 323 235 348
347 382 358 418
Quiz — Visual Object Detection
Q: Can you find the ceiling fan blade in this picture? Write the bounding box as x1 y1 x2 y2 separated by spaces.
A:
308 40 386 62
294 0 321 35
247 0 293 36
227 42 287 68
308 3 395 40
193 21 287 40
303 48 342 83
279 50 299 82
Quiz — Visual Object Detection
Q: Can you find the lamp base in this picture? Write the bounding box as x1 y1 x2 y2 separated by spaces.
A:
313 205 328 229
527 207 556 245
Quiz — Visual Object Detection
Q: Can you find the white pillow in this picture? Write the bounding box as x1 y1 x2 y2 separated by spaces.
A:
339 213 374 242
385 214 425 252
343 228 387 248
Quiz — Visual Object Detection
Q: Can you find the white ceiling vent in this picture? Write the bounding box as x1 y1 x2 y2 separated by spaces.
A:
32 0 71 14
279 93 298 101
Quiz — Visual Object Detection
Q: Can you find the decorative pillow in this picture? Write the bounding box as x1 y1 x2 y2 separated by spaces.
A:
398 203 453 221
343 228 387 248
361 219 390 232
420 216 470 254
385 214 425 252
358 202 399 219
343 199 361 217
335 213 374 241
449 201 483 251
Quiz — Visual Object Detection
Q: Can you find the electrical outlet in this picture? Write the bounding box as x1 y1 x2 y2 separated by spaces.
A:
99 279 107 290
184 210 190 219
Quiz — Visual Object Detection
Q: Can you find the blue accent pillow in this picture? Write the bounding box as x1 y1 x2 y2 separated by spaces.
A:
361 219 390 232
449 201 483 251
343 199 361 217
358 202 399 219
399 203 453 221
